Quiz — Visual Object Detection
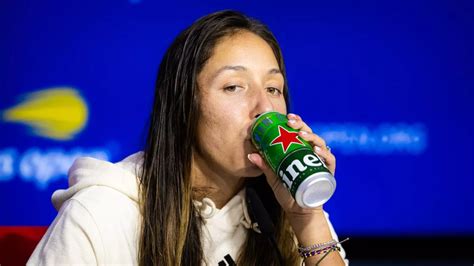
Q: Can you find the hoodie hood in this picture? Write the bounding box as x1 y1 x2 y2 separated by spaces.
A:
51 152 143 210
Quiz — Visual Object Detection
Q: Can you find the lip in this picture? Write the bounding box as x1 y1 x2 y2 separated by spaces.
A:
246 122 256 140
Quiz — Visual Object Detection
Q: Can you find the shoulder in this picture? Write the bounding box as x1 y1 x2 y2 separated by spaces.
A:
69 185 141 239
28 199 103 265
29 186 141 265
71 184 139 217
70 186 141 262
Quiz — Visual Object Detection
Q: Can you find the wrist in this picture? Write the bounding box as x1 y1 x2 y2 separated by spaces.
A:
288 211 345 265
288 210 333 247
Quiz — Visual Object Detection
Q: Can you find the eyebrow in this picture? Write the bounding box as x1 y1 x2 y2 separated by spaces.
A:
210 65 282 82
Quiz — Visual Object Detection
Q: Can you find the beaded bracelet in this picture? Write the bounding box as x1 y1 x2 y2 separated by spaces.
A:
298 238 349 259
300 244 339 258
298 239 337 253
315 245 342 266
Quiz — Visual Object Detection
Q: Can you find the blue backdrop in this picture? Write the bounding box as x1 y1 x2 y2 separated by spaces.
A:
1 0 473 237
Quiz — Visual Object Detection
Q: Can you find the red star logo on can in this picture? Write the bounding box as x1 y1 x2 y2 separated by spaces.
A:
270 126 304 153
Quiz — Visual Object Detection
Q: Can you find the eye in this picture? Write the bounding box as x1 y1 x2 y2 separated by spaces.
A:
267 87 282 96
223 85 242 93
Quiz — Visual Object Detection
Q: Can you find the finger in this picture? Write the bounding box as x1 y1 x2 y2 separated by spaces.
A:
298 130 327 148
314 147 336 175
287 113 313 133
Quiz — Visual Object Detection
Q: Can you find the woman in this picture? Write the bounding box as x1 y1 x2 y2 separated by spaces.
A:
28 10 348 265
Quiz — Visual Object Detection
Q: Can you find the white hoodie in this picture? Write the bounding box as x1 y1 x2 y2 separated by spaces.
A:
28 152 348 265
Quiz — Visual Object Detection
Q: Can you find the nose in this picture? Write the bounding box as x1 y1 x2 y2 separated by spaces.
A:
252 89 274 118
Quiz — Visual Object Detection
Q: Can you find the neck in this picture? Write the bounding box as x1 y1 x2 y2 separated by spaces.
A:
191 154 245 209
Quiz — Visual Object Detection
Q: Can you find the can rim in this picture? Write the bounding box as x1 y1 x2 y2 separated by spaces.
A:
250 111 285 133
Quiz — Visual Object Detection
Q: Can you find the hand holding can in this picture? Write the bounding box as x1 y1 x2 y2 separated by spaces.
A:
251 111 336 208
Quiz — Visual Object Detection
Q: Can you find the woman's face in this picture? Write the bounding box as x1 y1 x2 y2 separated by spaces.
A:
195 30 287 179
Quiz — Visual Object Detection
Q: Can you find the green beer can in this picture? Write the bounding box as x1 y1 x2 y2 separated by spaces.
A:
251 111 336 208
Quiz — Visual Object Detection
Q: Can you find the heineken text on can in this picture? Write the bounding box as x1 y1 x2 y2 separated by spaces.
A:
251 111 336 208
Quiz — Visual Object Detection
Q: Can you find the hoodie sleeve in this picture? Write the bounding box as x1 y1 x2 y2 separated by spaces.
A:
27 199 104 265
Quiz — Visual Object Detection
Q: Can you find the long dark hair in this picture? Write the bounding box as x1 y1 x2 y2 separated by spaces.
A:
139 10 298 265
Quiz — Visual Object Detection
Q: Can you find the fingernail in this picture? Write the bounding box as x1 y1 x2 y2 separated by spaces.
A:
288 113 297 119
288 119 296 124
247 154 255 163
299 130 308 135
314 146 321 152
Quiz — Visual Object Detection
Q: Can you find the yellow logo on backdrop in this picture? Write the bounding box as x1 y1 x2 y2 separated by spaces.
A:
2 87 89 140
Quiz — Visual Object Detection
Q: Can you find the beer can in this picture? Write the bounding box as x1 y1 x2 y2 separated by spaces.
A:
251 111 336 208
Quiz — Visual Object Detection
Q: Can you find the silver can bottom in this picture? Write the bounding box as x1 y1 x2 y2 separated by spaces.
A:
295 171 336 208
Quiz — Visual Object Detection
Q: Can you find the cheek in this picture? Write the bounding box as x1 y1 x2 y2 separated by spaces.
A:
200 101 233 130
198 105 235 149
197 102 249 159
200 94 248 129
273 98 288 114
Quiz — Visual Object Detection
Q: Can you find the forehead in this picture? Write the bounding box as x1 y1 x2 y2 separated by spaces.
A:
199 31 281 79
213 30 276 56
